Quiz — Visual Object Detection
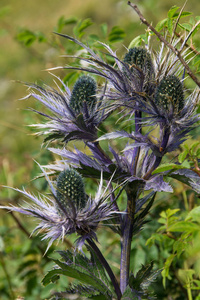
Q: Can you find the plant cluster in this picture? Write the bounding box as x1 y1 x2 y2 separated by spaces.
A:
1 2 200 300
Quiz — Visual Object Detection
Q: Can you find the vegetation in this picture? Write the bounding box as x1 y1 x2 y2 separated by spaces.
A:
1 1 200 299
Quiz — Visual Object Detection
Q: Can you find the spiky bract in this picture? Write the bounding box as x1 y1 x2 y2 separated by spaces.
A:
155 75 184 113
57 169 86 210
69 75 97 114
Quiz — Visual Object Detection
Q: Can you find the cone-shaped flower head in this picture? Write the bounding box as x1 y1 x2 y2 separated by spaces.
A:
123 47 155 94
57 169 86 211
123 48 152 71
0 165 118 251
155 75 184 114
69 75 97 114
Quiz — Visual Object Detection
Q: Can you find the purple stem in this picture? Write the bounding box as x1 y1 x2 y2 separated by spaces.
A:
120 109 142 293
133 110 142 175
143 126 170 180
135 110 142 134
86 238 122 300
120 184 138 294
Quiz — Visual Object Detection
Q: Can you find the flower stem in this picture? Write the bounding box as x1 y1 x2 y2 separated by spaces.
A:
143 126 170 180
133 110 142 175
86 238 122 300
120 184 138 294
0 253 15 300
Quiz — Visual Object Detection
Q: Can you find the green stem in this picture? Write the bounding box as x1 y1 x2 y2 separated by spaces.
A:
0 253 15 300
86 238 122 300
186 281 193 300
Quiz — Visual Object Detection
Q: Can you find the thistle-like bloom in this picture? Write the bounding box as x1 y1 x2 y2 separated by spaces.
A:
123 47 155 95
47 143 172 193
54 34 156 107
69 75 97 114
0 167 118 251
25 74 111 144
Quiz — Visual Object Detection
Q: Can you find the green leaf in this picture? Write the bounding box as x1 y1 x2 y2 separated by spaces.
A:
173 239 187 258
16 29 46 46
56 16 77 32
155 18 168 31
167 18 173 35
164 208 180 218
186 206 200 222
108 26 125 43
63 71 79 86
190 141 200 154
181 160 190 169
168 5 179 19
173 11 192 18
178 22 192 31
152 163 184 174
43 251 114 299
178 149 188 163
192 54 200 66
42 262 111 298
128 36 142 48
101 23 108 37
168 221 200 232
122 263 160 299
74 18 93 37
16 29 37 46
161 254 174 288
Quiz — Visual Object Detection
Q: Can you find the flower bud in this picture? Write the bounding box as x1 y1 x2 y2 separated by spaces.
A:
155 75 184 113
56 169 86 210
123 47 154 93
69 75 97 114
124 48 151 70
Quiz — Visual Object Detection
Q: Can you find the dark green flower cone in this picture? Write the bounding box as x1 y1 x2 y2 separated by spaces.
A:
123 47 155 93
69 75 97 114
155 75 184 113
56 169 86 211
123 48 152 71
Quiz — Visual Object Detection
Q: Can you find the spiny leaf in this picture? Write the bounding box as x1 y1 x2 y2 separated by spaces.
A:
169 169 200 193
42 261 112 299
43 251 114 298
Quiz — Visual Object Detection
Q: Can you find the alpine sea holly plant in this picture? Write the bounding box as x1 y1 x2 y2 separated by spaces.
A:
1 2 200 299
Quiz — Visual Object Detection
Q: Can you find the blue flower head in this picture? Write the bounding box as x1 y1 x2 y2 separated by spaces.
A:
24 74 110 144
56 168 86 211
123 47 155 95
69 75 97 114
155 75 184 114
0 166 119 251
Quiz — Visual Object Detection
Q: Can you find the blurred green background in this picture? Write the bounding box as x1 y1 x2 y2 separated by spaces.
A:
0 0 200 299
